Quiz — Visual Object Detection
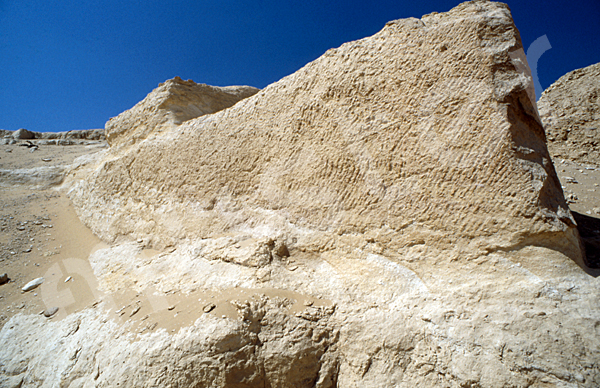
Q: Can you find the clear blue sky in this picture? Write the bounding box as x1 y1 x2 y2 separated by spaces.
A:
1 0 599 132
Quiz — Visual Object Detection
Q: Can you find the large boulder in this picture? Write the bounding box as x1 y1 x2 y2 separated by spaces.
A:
104 77 260 148
538 62 600 166
4 2 599 388
70 3 577 261
12 128 35 139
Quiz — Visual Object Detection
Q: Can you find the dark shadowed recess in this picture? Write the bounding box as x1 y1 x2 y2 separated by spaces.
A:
572 211 600 270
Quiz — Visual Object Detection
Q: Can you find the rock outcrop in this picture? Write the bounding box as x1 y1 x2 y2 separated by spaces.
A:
3 2 599 388
104 77 260 148
538 62 600 166
1 128 105 144
68 2 577 262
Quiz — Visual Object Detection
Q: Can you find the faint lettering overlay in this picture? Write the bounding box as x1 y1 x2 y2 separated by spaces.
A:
39 257 170 319
526 35 552 101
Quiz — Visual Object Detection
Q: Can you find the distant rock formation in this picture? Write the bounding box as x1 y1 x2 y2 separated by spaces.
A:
1 128 105 143
105 77 260 149
538 62 600 166
3 2 599 388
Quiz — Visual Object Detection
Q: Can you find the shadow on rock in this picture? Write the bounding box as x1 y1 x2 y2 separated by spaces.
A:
573 211 600 271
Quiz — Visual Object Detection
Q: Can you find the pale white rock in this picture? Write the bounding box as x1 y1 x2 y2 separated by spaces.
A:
0 166 66 188
3 2 600 388
22 277 44 292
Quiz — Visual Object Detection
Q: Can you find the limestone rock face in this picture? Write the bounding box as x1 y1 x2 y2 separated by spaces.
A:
104 77 260 148
69 2 577 261
538 62 600 166
4 2 599 388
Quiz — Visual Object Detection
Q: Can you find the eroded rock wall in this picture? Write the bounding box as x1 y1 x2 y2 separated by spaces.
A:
104 77 260 149
4 2 598 388
68 1 578 262
538 62 600 166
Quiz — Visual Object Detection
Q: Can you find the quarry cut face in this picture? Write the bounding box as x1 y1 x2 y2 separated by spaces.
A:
3 2 599 388
68 0 579 260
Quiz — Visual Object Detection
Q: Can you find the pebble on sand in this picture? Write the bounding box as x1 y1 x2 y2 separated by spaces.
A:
22 277 44 292
43 307 59 318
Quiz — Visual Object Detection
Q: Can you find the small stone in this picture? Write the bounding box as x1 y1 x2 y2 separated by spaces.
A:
168 305 176 311
17 226 25 231
564 177 578 184
64 276 72 283
41 158 52 162
22 277 44 292
23 248 31 253
0 273 9 285
203 303 216 313
287 265 298 271
130 306 141 317
43 307 59 317
303 300 314 306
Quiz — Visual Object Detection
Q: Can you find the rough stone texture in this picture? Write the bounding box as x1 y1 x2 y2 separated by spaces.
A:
12 128 35 140
1 240 599 387
104 76 260 148
0 296 338 388
0 166 67 188
1 128 105 141
68 2 578 263
3 2 600 388
39 129 105 141
538 62 600 166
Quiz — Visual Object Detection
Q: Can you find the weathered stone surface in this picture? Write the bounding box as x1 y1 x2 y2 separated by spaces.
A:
104 76 260 148
1 128 105 141
3 2 599 388
538 62 600 166
39 128 105 141
0 166 67 188
12 128 35 140
69 2 578 262
21 277 44 292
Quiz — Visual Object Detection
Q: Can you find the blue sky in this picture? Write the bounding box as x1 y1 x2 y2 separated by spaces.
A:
1 0 599 132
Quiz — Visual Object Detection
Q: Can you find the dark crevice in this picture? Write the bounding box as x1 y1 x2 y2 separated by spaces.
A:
572 211 600 269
